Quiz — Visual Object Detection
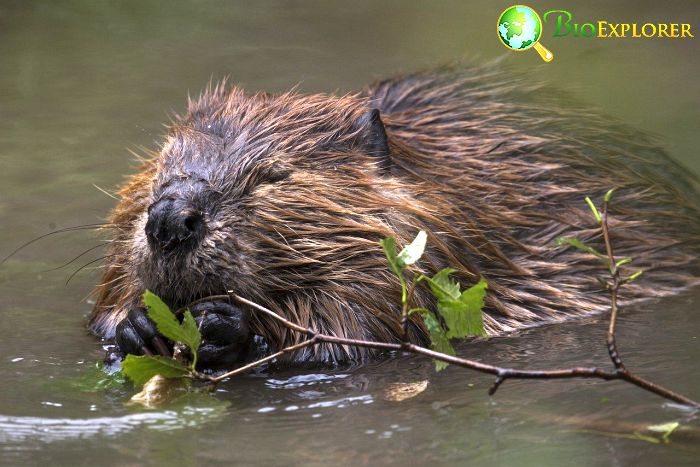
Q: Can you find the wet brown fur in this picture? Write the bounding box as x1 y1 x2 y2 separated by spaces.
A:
90 64 700 363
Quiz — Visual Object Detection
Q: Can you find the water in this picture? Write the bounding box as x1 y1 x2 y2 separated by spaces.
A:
0 1 698 465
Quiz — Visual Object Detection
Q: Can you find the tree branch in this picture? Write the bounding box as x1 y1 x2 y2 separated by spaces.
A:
191 291 698 406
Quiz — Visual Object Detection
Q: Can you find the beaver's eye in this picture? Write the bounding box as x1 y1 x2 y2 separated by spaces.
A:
261 167 290 184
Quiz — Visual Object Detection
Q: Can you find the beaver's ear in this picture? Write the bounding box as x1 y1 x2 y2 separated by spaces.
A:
355 109 391 171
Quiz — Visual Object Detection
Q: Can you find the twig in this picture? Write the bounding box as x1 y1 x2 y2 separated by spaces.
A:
401 279 419 340
228 293 310 335
186 293 698 406
601 198 625 370
193 338 318 382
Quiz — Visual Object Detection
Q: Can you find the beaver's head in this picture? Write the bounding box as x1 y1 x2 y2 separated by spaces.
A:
129 85 409 308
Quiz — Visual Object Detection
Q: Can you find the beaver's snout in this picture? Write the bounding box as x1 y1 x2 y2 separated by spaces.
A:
145 197 205 253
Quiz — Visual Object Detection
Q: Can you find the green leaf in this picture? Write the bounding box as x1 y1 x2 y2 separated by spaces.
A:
585 196 602 224
380 236 403 278
425 271 488 338
424 268 460 302
615 257 633 269
554 237 606 259
437 300 468 337
122 355 190 387
627 270 644 282
180 310 202 354
438 280 488 339
144 291 184 342
423 312 455 371
604 188 616 204
397 230 427 266
381 231 428 278
455 279 488 338
143 290 201 353
381 236 409 303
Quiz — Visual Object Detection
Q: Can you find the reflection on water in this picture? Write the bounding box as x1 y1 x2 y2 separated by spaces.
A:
0 0 698 465
0 406 225 443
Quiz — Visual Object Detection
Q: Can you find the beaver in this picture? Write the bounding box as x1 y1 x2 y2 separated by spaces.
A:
89 64 700 369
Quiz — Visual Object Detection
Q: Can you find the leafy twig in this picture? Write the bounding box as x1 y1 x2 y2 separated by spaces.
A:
207 277 697 405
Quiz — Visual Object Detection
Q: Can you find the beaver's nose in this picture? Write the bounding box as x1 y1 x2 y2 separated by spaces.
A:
145 198 205 252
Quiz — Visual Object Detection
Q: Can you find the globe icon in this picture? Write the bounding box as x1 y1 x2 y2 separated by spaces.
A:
497 5 553 62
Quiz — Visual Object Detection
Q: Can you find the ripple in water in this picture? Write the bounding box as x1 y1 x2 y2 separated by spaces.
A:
0 405 228 444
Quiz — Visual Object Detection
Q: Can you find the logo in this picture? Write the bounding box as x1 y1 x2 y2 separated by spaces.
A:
498 5 694 63
497 5 554 62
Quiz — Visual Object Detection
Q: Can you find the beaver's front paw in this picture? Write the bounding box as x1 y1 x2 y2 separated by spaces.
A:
115 307 173 357
113 301 261 370
189 301 254 369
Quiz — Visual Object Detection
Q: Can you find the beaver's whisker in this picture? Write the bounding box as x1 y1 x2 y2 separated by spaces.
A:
1 223 122 265
92 184 119 200
66 254 116 285
42 242 111 272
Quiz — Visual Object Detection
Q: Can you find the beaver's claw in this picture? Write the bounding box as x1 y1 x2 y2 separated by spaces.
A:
115 307 172 357
189 301 254 369
113 301 261 370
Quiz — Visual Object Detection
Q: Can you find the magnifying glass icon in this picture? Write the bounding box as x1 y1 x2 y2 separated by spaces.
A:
497 5 554 62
